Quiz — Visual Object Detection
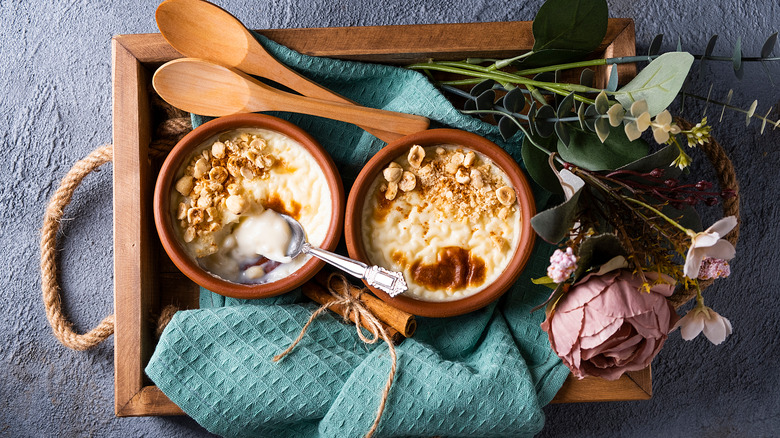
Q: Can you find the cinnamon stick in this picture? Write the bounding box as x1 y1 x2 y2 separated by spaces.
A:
313 271 417 338
301 281 406 345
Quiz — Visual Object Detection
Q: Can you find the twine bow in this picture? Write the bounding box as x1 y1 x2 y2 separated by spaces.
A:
273 273 398 438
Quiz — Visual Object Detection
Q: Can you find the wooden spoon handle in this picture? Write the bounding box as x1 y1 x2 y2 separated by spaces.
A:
242 54 413 142
247 76 430 136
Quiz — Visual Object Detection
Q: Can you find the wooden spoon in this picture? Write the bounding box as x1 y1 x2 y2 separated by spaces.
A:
153 58 431 136
155 0 425 141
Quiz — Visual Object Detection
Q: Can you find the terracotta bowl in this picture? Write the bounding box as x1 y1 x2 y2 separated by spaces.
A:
345 128 536 317
153 113 344 299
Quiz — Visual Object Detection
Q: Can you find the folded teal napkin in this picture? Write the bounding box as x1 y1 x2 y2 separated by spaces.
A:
146 34 569 437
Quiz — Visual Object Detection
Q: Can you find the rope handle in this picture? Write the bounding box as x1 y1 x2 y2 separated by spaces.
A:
40 145 116 350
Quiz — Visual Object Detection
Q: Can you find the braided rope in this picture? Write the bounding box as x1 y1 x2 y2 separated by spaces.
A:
668 118 741 308
39 145 116 350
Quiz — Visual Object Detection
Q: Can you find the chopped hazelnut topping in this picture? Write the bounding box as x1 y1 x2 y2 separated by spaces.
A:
455 168 470 184
383 166 403 183
408 145 425 168
175 176 194 196
496 186 516 206
399 171 417 192
225 195 246 215
463 151 476 167
385 181 398 200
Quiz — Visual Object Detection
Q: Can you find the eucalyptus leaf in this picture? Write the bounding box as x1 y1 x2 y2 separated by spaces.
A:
761 32 778 58
503 87 526 113
530 173 585 243
470 79 495 96
525 0 608 67
580 69 595 87
700 34 718 75
521 134 562 195
535 104 556 138
606 64 619 92
557 125 649 171
648 34 664 56
733 37 745 79
615 52 694 116
555 122 571 147
498 115 520 140
475 89 496 110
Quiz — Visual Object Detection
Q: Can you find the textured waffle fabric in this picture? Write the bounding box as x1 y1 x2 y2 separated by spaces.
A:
145 34 569 437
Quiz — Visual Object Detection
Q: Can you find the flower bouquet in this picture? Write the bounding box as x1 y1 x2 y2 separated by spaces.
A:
411 0 777 380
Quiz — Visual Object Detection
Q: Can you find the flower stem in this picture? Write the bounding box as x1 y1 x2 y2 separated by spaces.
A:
622 197 694 236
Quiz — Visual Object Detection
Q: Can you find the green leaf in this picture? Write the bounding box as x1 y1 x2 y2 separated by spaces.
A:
530 171 586 243
531 275 559 290
521 134 563 195
557 125 650 171
524 0 609 67
618 143 681 177
573 233 628 280
615 52 694 116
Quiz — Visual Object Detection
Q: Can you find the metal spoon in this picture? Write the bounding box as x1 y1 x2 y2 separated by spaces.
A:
280 214 408 297
155 0 422 142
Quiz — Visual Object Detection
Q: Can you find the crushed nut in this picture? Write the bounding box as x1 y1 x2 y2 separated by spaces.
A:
385 181 398 200
211 141 226 159
455 168 470 184
209 166 228 183
408 145 425 168
249 138 265 151
383 166 403 183
193 158 211 179
225 195 246 215
463 151 476 167
183 227 196 243
399 171 417 192
470 169 484 188
450 152 465 166
240 166 255 180
196 195 212 208
177 202 188 220
444 161 460 175
175 176 194 196
498 207 509 220
496 186 516 206
187 207 205 224
435 147 446 155
261 155 275 168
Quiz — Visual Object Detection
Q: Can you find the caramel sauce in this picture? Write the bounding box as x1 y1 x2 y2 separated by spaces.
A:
263 193 302 220
372 187 393 222
409 246 486 291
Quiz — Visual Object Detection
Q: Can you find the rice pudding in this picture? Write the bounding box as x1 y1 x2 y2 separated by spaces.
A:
361 144 521 302
171 128 331 284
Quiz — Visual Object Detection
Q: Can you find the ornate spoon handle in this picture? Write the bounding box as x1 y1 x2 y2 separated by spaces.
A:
301 243 408 297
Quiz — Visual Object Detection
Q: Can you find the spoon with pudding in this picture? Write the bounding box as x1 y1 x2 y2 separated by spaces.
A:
155 0 425 142
278 213 408 297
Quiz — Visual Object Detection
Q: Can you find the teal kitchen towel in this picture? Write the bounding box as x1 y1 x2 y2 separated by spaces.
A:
145 34 569 437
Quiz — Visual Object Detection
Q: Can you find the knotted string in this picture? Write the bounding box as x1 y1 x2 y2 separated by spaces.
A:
273 273 398 438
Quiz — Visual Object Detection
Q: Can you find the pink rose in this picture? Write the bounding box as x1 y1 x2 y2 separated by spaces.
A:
541 269 679 381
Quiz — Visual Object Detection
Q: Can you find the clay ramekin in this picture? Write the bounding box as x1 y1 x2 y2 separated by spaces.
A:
153 113 344 300
345 129 536 317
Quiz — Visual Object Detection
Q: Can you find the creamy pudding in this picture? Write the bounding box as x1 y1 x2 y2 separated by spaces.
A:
361 144 521 302
170 128 331 284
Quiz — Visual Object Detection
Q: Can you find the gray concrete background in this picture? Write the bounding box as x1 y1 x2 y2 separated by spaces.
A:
1 0 778 436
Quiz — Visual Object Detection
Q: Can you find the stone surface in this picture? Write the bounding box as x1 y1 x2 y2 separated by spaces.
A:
1 0 778 436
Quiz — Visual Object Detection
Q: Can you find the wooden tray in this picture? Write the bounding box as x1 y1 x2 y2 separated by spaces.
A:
112 19 648 417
